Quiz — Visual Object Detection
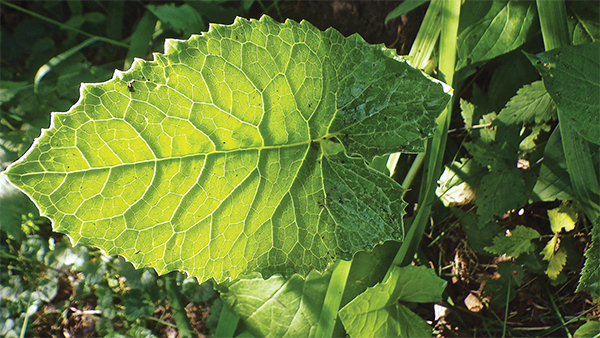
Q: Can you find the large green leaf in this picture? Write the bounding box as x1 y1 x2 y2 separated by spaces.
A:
527 42 600 145
3 16 450 282
456 0 538 71
338 265 446 338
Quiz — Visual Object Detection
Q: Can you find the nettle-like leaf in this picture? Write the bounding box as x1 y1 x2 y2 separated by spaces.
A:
485 225 540 257
495 81 556 125
4 16 450 282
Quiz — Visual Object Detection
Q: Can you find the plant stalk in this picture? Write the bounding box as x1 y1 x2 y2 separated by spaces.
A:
386 0 460 276
0 1 129 48
164 273 195 338
386 0 444 178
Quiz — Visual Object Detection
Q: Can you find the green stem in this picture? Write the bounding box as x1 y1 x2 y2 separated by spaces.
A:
400 153 424 191
314 259 352 338
164 273 195 338
501 277 511 338
542 282 573 338
34 37 99 93
386 0 460 276
386 0 443 178
536 0 570 50
0 1 129 48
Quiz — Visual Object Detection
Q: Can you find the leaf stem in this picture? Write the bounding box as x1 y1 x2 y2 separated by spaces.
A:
164 273 195 338
0 0 129 48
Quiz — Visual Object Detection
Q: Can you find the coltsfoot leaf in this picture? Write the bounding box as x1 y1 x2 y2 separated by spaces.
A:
4 16 450 282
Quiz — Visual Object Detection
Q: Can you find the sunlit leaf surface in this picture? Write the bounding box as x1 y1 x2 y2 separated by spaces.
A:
5 16 450 282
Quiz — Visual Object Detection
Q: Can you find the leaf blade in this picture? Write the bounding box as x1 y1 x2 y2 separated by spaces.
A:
5 16 449 282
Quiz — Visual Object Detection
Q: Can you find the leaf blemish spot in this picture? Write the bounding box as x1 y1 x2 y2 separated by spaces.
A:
128 79 135 92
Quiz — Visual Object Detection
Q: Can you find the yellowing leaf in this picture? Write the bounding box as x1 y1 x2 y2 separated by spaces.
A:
548 203 577 234
541 237 567 280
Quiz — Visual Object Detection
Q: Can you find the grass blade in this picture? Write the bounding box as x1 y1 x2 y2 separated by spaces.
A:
0 1 128 48
214 301 240 338
314 259 352 338
536 0 570 50
385 0 429 25
387 0 460 273
34 37 98 93
124 10 157 70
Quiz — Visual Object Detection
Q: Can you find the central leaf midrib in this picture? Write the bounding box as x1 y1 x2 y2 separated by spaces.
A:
15 139 334 176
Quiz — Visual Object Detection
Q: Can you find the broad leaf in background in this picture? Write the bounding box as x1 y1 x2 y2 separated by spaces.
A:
146 3 206 37
3 16 450 283
527 42 600 145
217 241 401 338
338 265 446 338
485 225 540 258
567 1 600 44
218 269 333 338
495 81 556 125
574 321 600 338
456 0 538 71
